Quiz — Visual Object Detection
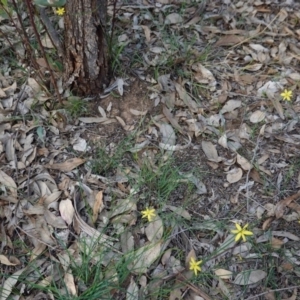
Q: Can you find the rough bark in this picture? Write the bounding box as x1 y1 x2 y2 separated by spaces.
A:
64 0 108 95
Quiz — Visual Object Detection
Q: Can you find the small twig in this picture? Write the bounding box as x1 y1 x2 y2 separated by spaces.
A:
245 286 299 300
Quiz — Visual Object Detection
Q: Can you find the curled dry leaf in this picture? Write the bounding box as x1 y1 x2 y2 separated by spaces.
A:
226 168 243 183
59 199 75 225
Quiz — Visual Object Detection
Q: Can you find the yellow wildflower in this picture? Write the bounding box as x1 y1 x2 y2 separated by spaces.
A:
189 257 202 275
231 223 253 242
280 89 293 101
55 7 65 16
141 207 156 222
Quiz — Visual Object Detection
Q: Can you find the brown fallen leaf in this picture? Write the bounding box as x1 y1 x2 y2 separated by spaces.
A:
215 35 244 47
270 237 284 249
93 191 104 223
59 199 75 225
275 191 300 219
44 158 85 172
0 254 18 266
262 217 274 230
249 169 263 184
162 106 184 134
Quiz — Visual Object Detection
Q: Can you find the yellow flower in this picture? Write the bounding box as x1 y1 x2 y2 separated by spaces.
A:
55 7 65 16
189 257 202 275
280 89 293 101
141 207 156 222
231 223 253 242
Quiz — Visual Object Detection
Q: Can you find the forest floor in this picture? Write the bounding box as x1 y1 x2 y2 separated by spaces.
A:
1 0 300 299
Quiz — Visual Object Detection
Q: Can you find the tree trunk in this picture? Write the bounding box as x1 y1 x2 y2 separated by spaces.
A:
63 0 108 95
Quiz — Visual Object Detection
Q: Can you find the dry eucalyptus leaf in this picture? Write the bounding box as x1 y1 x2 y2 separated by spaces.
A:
0 255 18 266
129 241 161 274
270 237 284 249
220 100 241 114
234 270 267 285
45 158 85 172
249 110 265 123
44 210 67 229
64 272 77 296
165 13 183 24
237 154 252 170
59 199 75 225
0 170 17 198
130 108 148 116
215 35 244 47
0 268 26 300
92 191 104 223
126 277 139 300
218 133 228 149
215 269 233 280
226 168 243 183
201 141 221 162
165 205 191 220
145 216 164 243
78 117 109 123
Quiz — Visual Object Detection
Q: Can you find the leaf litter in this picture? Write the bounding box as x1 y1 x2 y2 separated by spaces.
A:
1 0 300 299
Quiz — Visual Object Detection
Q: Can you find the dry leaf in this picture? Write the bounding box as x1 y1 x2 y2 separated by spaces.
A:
126 277 139 300
165 13 183 24
237 154 252 171
234 270 266 285
163 106 184 134
201 141 221 162
64 272 77 296
0 268 26 300
45 158 85 172
44 210 67 229
92 191 104 223
0 170 17 198
59 199 75 225
215 269 232 280
129 241 161 274
249 110 265 123
275 192 300 219
226 168 243 183
270 237 284 249
0 255 17 266
145 215 164 243
215 35 244 47
220 100 241 114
